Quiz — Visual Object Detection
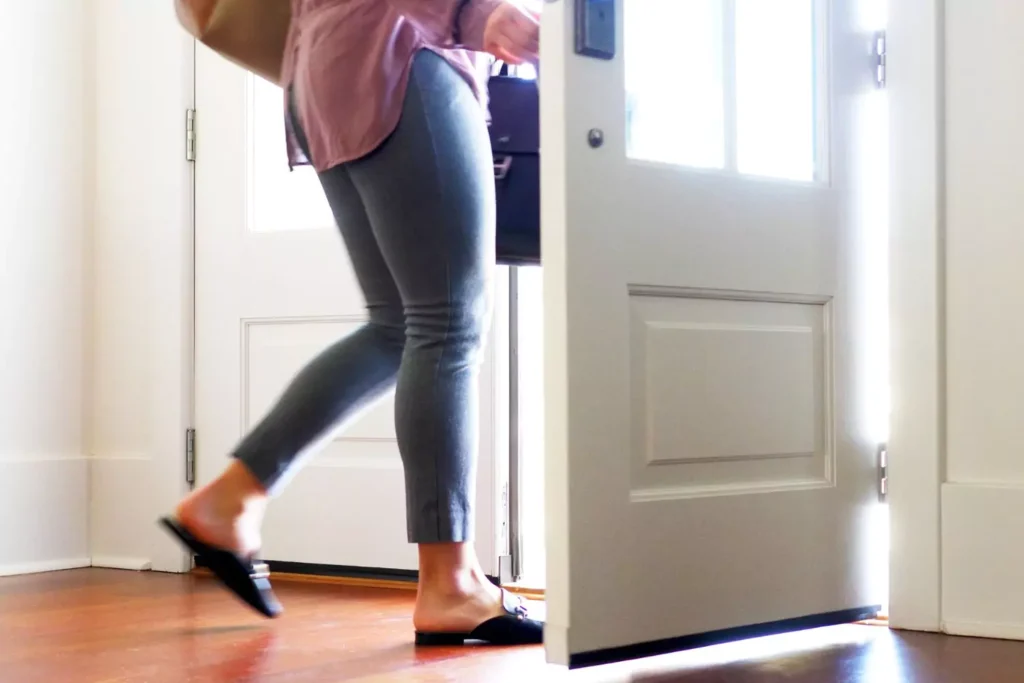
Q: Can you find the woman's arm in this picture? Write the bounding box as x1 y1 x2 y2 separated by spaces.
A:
387 0 539 63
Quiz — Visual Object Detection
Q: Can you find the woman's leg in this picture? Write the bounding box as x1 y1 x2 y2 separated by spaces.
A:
177 50 512 634
176 160 407 556
343 50 502 633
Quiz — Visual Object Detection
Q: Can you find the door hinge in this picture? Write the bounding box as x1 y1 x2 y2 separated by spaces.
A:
873 31 887 88
501 481 509 545
500 480 523 584
185 428 196 485
877 442 888 502
498 554 514 585
185 109 196 162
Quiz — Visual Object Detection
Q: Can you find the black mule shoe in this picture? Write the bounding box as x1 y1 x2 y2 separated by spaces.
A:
415 589 543 646
159 517 282 618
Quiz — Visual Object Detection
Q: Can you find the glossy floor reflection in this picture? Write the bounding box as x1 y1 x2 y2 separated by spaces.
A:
0 569 1021 682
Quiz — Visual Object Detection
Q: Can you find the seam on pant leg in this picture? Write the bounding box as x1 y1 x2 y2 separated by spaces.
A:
409 54 455 544
434 263 453 541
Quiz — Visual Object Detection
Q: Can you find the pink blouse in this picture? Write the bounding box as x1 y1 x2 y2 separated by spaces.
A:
283 0 503 171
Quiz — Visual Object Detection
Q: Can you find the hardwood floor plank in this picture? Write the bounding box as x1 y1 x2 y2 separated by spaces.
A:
0 569 1022 682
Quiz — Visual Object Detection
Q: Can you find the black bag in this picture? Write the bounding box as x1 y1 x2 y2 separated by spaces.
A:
488 66 540 266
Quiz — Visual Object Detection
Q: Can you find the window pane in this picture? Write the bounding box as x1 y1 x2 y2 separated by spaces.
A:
735 0 818 181
249 76 335 233
626 0 725 169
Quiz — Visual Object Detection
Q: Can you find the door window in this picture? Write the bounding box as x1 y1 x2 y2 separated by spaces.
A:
625 0 826 183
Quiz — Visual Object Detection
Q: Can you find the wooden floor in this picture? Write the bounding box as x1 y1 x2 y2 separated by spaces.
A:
2 570 1024 682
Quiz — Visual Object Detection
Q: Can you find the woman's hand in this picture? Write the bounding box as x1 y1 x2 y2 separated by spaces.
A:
481 3 540 65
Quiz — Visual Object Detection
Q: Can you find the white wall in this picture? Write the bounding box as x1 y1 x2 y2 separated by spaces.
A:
0 3 92 574
89 0 194 573
941 1 1024 638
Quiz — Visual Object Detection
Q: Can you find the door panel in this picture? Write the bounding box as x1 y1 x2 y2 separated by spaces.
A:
194 50 504 573
542 0 886 665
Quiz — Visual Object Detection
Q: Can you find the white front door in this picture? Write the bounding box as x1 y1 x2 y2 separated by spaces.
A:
193 47 506 574
542 0 889 666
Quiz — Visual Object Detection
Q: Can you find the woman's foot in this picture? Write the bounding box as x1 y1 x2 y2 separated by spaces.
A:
160 517 283 618
412 543 522 634
163 461 281 618
174 460 268 557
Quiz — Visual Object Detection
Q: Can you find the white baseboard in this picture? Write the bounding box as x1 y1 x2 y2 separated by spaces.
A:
0 558 92 578
943 482 1024 638
944 620 1024 641
90 457 191 573
91 556 153 571
0 457 89 570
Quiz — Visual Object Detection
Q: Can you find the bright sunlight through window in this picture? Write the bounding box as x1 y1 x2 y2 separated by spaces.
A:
626 0 823 182
248 76 335 233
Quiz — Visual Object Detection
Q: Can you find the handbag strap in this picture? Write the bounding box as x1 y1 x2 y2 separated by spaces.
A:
491 60 513 77
490 60 539 82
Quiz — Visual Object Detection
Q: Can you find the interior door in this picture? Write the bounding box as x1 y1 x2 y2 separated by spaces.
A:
542 0 888 666
194 47 506 574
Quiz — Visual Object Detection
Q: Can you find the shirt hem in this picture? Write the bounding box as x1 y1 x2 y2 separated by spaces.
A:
301 46 487 173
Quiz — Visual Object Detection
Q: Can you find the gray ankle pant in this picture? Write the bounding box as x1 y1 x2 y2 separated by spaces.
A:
234 50 495 545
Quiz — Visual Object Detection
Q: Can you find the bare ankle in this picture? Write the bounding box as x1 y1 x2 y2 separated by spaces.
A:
180 462 265 512
216 461 268 501
419 543 479 582
413 546 506 632
416 543 501 608
420 566 492 598
175 462 268 555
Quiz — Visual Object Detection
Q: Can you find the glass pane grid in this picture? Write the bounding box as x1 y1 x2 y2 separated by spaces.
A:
625 0 825 183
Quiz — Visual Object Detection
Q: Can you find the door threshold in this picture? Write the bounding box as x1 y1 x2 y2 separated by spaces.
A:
192 565 547 599
190 565 417 589
193 566 418 591
505 583 545 600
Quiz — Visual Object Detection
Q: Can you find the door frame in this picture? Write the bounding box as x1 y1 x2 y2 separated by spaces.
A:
88 3 197 575
887 0 944 632
142 2 947 623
